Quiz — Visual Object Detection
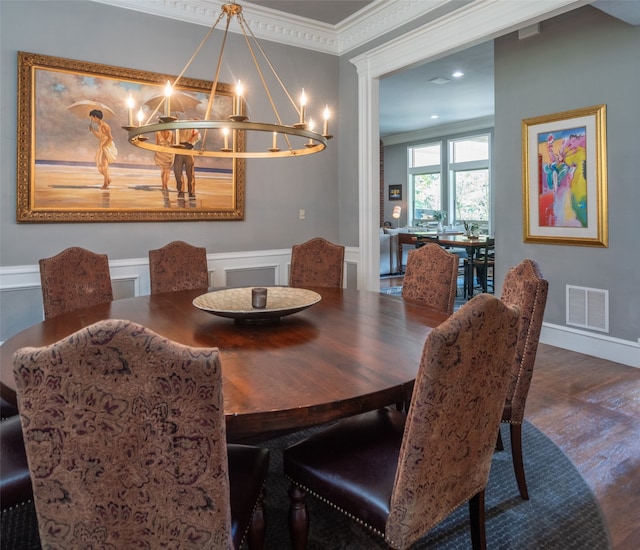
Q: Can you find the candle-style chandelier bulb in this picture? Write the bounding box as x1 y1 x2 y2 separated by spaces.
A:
124 2 332 159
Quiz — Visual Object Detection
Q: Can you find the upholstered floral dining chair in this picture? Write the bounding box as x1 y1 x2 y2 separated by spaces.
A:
289 237 345 288
39 246 113 319
13 319 269 549
148 240 209 294
402 243 459 314
498 258 548 500
283 294 520 550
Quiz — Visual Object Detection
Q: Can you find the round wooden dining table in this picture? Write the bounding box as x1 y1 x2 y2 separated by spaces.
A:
1 288 448 442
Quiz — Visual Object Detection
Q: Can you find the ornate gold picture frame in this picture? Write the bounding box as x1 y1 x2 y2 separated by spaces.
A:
17 51 245 222
522 104 607 246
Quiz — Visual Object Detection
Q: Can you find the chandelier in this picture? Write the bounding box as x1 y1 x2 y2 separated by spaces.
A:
124 2 332 159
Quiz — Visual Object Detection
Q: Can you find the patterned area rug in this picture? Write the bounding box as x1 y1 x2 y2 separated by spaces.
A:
1 422 611 549
262 421 611 549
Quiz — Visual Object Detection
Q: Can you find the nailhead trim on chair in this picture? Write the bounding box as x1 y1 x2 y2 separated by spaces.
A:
237 481 267 548
286 477 484 549
286 477 386 540
1 498 34 513
510 285 543 407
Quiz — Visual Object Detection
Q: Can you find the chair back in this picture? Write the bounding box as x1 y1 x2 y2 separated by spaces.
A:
289 237 345 288
39 247 113 319
13 319 233 549
500 259 548 423
386 294 520 548
149 240 209 294
402 243 459 314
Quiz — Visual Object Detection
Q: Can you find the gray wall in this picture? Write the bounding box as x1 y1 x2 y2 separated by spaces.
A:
0 0 341 265
495 6 639 343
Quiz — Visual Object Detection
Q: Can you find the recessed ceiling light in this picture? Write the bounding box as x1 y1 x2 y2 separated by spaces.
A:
430 115 439 119
452 71 464 78
429 77 450 85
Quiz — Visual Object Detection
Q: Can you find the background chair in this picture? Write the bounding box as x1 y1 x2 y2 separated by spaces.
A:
149 240 209 294
498 258 548 500
13 319 269 549
402 243 459 314
289 237 345 288
39 247 113 319
283 294 520 550
464 238 495 296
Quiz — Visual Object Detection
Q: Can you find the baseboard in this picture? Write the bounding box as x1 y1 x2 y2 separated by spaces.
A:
541 322 640 369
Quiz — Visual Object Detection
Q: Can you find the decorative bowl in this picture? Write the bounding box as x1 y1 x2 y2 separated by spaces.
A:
193 286 321 322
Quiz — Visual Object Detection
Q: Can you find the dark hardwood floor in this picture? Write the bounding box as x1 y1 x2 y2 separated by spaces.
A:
526 344 640 550
380 276 640 549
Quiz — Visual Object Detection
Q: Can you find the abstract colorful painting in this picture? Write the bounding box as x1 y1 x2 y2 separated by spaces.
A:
538 127 587 227
522 105 607 247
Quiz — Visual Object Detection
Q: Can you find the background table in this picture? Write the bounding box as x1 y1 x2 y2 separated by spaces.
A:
1 288 448 442
436 235 491 298
398 233 491 298
397 231 463 272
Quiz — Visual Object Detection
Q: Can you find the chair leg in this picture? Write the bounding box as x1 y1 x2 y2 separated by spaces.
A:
468 490 487 550
288 483 310 550
510 423 529 500
247 485 267 550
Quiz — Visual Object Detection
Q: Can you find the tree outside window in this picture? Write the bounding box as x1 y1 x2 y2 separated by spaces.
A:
454 169 489 222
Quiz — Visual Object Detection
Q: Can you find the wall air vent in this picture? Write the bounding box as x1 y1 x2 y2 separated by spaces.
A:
566 285 609 333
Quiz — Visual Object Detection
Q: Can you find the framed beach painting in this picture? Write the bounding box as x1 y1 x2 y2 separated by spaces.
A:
16 51 245 222
522 104 607 246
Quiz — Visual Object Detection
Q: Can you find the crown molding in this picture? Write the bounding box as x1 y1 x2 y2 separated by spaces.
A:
90 0 457 55
334 0 454 54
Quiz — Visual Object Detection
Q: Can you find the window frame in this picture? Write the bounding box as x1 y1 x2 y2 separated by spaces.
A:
407 130 493 231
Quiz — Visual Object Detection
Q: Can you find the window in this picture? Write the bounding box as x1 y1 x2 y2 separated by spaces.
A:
408 132 491 229
409 143 442 222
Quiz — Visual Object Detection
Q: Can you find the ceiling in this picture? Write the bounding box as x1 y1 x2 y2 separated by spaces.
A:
251 0 639 138
248 1 374 26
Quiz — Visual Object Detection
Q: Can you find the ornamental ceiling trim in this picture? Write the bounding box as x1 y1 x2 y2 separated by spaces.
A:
90 0 455 55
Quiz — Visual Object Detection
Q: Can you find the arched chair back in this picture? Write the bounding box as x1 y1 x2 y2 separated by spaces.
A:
13 319 269 549
402 243 459 314
149 240 209 294
289 237 345 288
498 258 548 499
39 247 113 319
283 294 520 550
